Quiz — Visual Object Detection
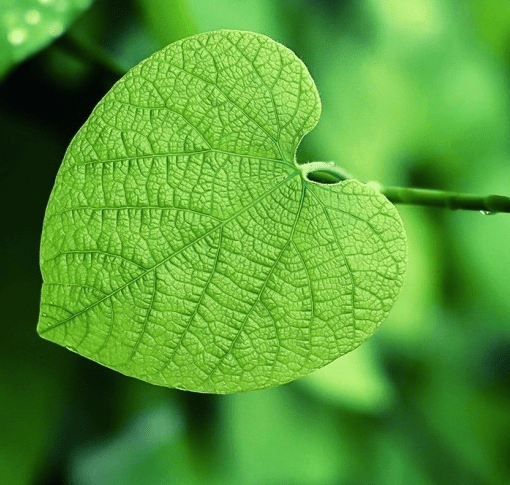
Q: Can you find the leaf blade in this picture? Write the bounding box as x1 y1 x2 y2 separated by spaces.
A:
38 30 406 393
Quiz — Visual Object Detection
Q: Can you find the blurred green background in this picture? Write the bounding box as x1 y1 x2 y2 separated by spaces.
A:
1 0 510 484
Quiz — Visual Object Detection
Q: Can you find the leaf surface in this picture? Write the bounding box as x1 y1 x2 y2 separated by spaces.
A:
38 30 406 393
0 0 93 78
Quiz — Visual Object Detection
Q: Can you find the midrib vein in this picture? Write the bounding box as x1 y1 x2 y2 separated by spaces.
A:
40 170 301 334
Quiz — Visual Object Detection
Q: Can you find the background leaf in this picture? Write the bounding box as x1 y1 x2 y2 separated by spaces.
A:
38 30 406 393
0 0 93 78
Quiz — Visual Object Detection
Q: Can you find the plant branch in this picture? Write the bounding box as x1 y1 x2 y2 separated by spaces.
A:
55 31 127 79
303 166 510 214
379 185 510 214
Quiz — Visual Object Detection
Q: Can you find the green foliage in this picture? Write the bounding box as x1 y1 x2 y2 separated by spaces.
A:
0 0 93 78
136 0 196 46
1 1 508 483
37 30 406 393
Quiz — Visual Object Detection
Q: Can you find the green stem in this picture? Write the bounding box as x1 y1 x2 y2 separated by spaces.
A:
301 164 510 214
55 31 127 78
379 186 510 214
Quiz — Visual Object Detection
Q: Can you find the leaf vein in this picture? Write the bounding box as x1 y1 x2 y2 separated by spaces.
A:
39 172 299 336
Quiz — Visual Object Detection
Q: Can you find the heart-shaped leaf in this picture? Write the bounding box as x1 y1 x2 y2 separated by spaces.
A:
38 30 406 393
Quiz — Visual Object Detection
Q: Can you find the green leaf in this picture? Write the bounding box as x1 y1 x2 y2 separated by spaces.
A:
38 30 407 393
0 0 93 78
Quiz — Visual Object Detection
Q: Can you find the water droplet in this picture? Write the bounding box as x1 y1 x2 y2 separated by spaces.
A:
480 210 493 216
48 20 63 37
25 9 41 25
7 28 28 45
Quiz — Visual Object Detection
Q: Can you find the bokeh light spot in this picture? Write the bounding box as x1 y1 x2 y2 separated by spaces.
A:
48 21 63 37
8 28 28 45
25 10 41 25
